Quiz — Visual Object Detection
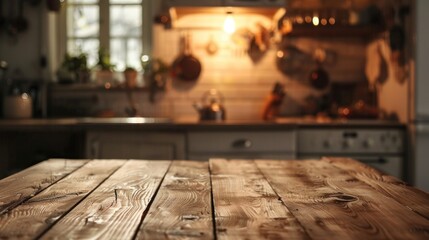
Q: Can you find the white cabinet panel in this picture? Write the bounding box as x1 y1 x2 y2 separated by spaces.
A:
188 130 296 160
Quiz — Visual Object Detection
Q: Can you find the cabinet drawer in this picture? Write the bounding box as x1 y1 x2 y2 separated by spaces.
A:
188 131 295 153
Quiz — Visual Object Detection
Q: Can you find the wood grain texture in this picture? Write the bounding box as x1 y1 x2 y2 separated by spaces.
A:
322 157 429 220
41 160 171 240
0 159 88 215
256 160 429 240
0 160 125 239
211 159 309 240
137 161 213 239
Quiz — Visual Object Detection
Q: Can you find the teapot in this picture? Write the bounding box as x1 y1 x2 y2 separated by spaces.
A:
193 89 226 121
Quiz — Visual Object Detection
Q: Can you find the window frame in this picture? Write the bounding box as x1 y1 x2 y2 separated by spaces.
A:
57 0 152 71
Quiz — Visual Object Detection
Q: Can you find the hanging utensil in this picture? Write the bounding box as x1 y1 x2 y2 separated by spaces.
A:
15 0 28 32
0 0 5 30
170 32 202 82
205 35 218 56
389 5 405 54
6 1 18 37
309 49 330 90
389 3 409 84
248 23 270 63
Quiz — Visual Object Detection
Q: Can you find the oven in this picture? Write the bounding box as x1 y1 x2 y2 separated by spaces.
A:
297 127 405 179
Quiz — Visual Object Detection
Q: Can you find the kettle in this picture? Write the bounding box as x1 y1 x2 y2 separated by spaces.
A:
193 89 226 121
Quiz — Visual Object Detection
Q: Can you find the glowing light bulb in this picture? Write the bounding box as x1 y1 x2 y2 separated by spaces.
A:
223 12 236 34
312 16 320 26
141 55 149 63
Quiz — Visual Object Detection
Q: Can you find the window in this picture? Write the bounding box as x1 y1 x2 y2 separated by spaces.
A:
61 0 151 71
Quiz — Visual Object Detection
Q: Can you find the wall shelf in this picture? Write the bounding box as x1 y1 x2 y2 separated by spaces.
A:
286 25 386 39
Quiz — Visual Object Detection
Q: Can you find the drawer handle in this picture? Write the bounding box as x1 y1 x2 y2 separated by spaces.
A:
232 139 252 149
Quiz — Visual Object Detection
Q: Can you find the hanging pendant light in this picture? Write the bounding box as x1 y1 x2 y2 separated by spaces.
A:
223 11 236 34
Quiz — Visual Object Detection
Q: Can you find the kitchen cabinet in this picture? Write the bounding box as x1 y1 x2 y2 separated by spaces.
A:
188 130 296 160
85 131 186 160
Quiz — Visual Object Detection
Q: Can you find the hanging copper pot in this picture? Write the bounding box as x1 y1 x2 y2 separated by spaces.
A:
170 33 202 82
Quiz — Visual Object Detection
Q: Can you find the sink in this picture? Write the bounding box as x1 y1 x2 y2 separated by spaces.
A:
77 117 172 124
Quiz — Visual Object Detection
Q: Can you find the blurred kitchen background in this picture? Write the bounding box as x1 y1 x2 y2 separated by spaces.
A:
0 0 412 121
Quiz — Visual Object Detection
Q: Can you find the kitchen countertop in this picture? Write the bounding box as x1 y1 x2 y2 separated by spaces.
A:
0 117 406 131
0 158 428 239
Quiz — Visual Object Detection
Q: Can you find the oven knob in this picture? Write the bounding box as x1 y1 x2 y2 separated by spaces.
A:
342 139 354 149
362 139 375 148
322 139 332 148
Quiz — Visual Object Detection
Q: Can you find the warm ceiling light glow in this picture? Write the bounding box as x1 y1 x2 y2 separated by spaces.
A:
223 12 236 34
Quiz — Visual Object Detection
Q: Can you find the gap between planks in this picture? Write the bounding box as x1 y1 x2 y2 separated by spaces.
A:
255 159 429 240
0 160 126 239
210 158 310 240
0 159 89 215
321 157 429 220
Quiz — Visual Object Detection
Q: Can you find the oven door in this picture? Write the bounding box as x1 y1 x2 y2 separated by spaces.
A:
299 155 403 180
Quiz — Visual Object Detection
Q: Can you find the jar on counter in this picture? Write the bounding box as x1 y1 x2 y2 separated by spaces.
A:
3 93 33 119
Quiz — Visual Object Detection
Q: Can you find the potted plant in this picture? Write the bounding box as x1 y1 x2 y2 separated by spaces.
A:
123 66 138 88
57 53 90 84
94 48 115 86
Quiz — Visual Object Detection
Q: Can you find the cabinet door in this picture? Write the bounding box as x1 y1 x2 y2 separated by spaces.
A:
86 131 185 160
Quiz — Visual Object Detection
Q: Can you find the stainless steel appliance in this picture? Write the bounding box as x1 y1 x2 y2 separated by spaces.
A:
411 0 429 191
298 127 405 179
0 60 8 118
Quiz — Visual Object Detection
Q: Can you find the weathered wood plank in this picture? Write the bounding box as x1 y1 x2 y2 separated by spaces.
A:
0 159 88 215
211 159 309 240
41 160 171 240
322 157 429 220
256 160 429 240
137 161 213 239
0 160 125 239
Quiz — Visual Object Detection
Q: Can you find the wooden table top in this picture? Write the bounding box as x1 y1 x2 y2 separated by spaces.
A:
0 158 428 240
